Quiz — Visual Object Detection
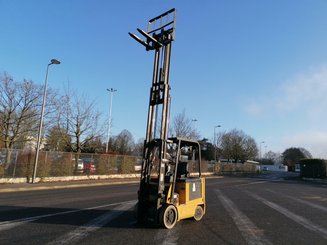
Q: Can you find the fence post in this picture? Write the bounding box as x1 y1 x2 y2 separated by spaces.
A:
12 150 19 178
45 151 48 167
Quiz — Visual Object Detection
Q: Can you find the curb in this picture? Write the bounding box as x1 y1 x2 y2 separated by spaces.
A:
0 180 140 193
302 177 327 184
0 174 141 184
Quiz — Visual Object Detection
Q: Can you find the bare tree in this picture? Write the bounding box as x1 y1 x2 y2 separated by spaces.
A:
0 73 42 149
133 138 144 156
263 151 282 165
218 129 258 162
0 132 4 148
56 87 102 154
242 136 258 161
111 129 135 155
170 110 200 140
0 72 59 150
45 126 71 152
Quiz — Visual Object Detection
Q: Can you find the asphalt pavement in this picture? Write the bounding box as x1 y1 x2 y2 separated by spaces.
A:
1 171 325 193
1 172 326 244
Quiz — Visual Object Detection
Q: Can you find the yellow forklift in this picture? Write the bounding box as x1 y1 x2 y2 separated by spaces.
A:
129 9 206 229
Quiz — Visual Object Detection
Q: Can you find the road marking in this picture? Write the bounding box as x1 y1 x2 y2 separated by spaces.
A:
246 191 327 240
0 219 38 232
161 229 179 245
215 189 273 245
47 201 136 245
155 225 179 245
0 200 136 232
233 180 269 187
266 189 327 213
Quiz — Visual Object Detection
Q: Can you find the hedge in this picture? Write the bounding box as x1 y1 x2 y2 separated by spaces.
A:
299 159 327 179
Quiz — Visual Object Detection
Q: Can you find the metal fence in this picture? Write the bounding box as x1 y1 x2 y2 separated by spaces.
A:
0 148 145 179
0 148 258 181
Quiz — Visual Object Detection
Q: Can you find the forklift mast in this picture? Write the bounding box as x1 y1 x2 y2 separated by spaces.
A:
129 8 176 195
129 9 175 143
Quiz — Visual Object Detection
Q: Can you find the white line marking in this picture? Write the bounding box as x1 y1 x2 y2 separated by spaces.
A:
0 200 136 232
215 189 273 245
47 201 136 245
153 223 179 245
246 191 327 240
0 219 38 232
159 224 181 245
266 189 327 213
233 180 269 187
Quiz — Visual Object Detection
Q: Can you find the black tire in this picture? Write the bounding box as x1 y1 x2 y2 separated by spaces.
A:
159 205 178 229
194 205 204 221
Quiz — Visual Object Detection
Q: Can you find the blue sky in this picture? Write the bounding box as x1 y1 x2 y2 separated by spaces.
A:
1 1 327 158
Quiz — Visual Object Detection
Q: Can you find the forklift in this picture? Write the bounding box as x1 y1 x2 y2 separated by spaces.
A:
129 9 205 229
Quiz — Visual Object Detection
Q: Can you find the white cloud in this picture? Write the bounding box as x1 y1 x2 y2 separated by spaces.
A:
243 103 263 116
243 64 327 158
282 130 327 159
244 64 327 118
277 65 327 114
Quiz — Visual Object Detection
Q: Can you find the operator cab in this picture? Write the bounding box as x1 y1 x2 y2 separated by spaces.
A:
137 137 205 228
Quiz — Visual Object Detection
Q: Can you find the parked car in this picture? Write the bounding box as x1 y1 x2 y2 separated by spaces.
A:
82 158 96 174
262 166 269 171
134 158 142 172
134 164 142 172
76 159 84 173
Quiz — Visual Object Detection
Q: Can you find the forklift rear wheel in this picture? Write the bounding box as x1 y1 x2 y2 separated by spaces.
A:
194 205 204 221
159 205 177 229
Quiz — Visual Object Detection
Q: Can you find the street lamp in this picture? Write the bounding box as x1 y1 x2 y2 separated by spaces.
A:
260 141 265 162
106 88 117 153
214 125 221 162
32 59 60 183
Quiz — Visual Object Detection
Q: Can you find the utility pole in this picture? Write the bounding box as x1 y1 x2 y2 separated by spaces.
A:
260 141 265 162
105 88 117 153
214 125 221 162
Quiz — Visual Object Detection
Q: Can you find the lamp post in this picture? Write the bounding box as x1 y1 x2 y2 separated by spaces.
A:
105 88 117 153
214 125 221 162
32 59 60 183
260 141 265 162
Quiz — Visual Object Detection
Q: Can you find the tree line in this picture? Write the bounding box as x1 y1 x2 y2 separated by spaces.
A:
1 72 312 167
0 72 102 154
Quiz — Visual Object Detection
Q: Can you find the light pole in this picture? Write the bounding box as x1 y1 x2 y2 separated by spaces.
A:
214 125 221 162
32 59 60 183
190 119 198 139
106 88 117 153
260 141 265 162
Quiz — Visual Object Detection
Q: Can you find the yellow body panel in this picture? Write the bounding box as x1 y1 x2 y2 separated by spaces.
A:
167 177 205 221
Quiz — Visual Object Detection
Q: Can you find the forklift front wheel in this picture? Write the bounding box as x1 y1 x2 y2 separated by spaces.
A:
159 205 177 229
194 205 204 221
